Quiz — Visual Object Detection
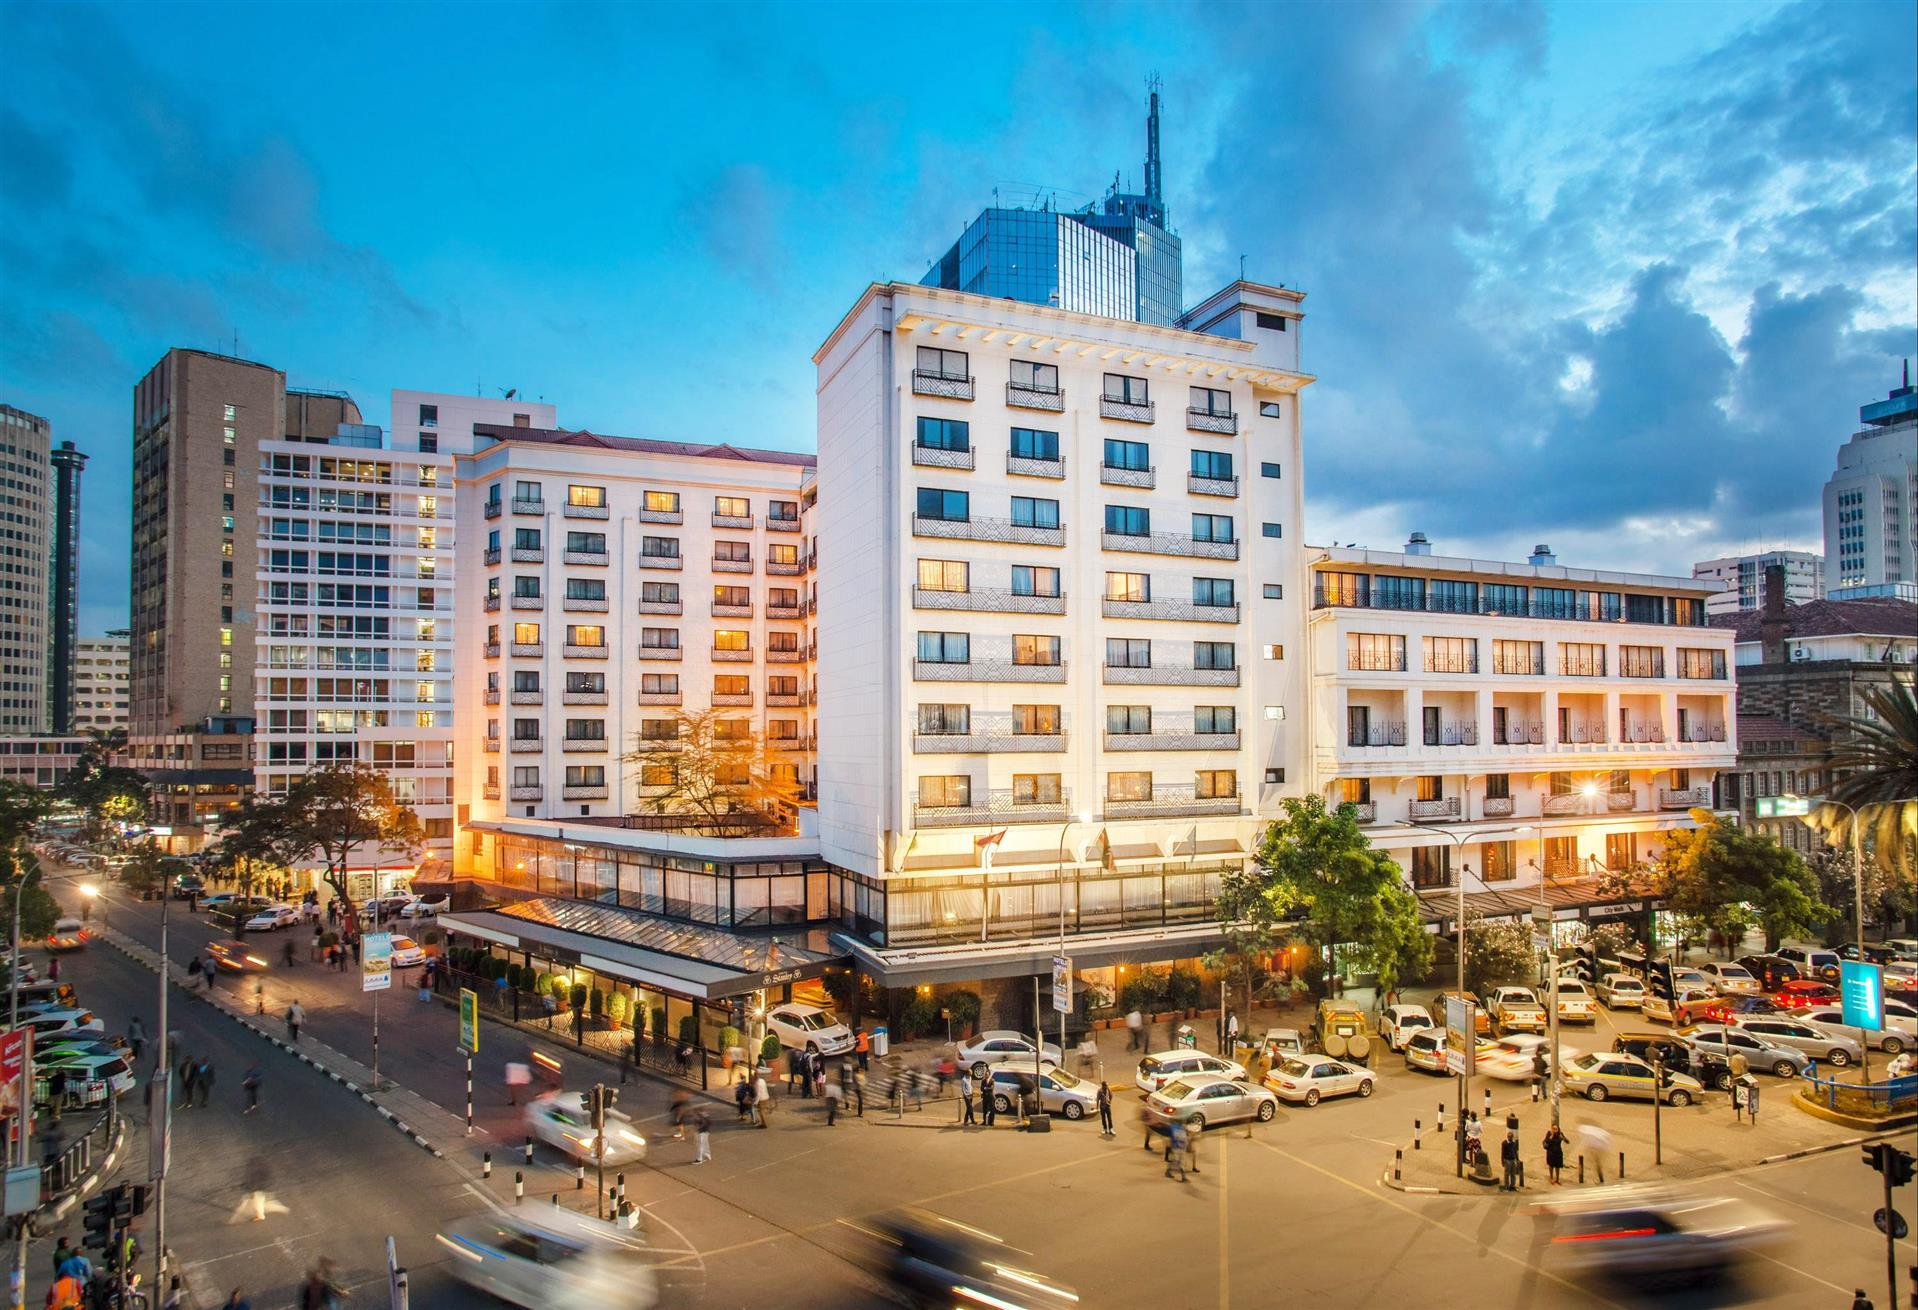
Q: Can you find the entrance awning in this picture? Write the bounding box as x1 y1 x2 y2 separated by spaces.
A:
1416 876 1661 928
440 898 845 1001
835 920 1225 987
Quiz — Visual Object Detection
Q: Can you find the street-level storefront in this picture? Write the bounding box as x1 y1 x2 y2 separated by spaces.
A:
1416 875 1667 945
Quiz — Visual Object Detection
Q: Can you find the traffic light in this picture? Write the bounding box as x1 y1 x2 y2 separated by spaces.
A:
80 1187 119 1252
130 1184 152 1217
1863 1143 1916 1186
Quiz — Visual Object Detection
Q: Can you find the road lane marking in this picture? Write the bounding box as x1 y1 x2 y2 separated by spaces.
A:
1753 1248 1851 1294
1218 1136 1229 1310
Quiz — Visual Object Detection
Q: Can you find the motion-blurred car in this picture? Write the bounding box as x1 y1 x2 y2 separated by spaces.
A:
1145 1073 1279 1125
1429 990 1491 1035
1730 1015 1862 1067
1379 1004 1434 1051
1698 962 1760 994
1612 1033 1733 1090
1642 987 1717 1026
1403 1030 1495 1075
243 904 303 931
1481 1034 1575 1081
764 1003 853 1056
17 1008 104 1040
1560 1052 1702 1105
204 939 271 973
1135 1049 1245 1093
1544 1186 1787 1279
45 918 88 952
1595 973 1647 1009
956 1031 1062 1080
1676 1024 1810 1078
438 1206 657 1310
524 1091 647 1166
1800 1000 1916 1054
1265 1055 1373 1106
863 1210 1076 1310
985 1064 1099 1119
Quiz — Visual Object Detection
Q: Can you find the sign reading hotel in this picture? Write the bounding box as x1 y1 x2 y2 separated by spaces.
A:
362 932 393 992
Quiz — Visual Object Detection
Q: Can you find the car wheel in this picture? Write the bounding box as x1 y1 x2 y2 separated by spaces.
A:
1303 1089 1320 1107
1714 1071 1734 1091
1358 1080 1374 1098
1772 1060 1798 1078
1882 1036 1905 1055
1187 1113 1207 1130
1062 1101 1084 1121
1256 1100 1276 1122
1667 1089 1692 1107
971 1062 989 1081
993 1094 1012 1114
1586 1084 1608 1102
1826 1049 1850 1067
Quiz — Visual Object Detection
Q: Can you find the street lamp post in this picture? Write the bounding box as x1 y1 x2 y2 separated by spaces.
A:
1052 813 1092 1089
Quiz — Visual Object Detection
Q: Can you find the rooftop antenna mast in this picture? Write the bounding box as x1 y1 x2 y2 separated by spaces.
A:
1144 74 1164 211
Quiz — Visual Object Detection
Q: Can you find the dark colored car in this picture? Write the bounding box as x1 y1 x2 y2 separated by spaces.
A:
204 939 270 973
1838 943 1901 965
170 874 205 899
1612 1033 1734 1090
1736 955 1801 990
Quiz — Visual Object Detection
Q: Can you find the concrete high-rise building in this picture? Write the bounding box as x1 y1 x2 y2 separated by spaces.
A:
0 405 52 736
47 440 87 734
1824 364 1917 595
72 632 129 738
1691 549 1824 617
922 87 1183 325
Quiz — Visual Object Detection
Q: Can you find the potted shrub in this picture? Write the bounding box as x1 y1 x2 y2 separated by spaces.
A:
717 1025 743 1068
759 1032 781 1070
943 989 982 1039
651 1007 668 1049
590 988 607 1027
569 983 588 1015
506 962 524 990
676 1014 698 1048
533 970 553 997
605 991 628 1028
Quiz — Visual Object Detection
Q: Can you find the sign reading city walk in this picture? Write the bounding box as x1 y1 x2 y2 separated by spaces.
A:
362 932 393 993
459 988 480 1053
1443 995 1472 1075
1755 795 1810 819
1051 955 1072 1014
1840 959 1884 1031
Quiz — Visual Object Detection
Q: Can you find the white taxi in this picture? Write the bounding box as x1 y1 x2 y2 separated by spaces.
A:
524 1091 647 1166
1265 1055 1374 1106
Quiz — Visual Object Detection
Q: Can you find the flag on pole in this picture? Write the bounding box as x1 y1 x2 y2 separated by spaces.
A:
975 829 1007 850
1096 828 1116 872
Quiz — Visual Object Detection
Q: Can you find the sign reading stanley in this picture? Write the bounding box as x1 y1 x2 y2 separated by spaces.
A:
362 932 394 993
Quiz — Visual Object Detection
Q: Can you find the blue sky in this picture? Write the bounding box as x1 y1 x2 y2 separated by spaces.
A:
2 0 1913 635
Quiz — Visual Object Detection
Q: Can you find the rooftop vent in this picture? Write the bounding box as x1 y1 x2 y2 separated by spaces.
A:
1405 532 1432 556
1528 544 1556 566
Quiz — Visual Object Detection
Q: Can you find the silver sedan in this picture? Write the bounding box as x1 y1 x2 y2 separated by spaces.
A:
1143 1073 1279 1127
1731 1016 1863 1067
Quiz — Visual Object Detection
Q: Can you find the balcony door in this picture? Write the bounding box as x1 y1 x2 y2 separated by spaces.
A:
1676 707 1691 741
1347 705 1370 747
1492 706 1509 745
1422 706 1440 747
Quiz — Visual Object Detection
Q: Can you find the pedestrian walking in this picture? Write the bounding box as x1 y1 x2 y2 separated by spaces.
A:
504 1061 530 1105
310 927 322 962
1225 1009 1240 1052
195 1057 215 1107
179 1056 198 1107
851 1067 866 1117
1542 1123 1567 1184
48 956 60 980
187 956 203 990
1576 1122 1613 1183
754 1071 772 1128
350 935 360 964
282 939 296 968
734 1075 754 1123
160 1276 184 1310
671 1088 691 1140
285 999 306 1044
959 1070 976 1125
855 1027 870 1072
1852 1290 1875 1310
693 1108 712 1163
1464 1111 1483 1167
825 1075 841 1126
1126 1008 1144 1051
1096 1080 1114 1136
1164 1120 1188 1181
51 1237 73 1277
811 1049 827 1099
221 1290 251 1310
243 1063 262 1114
126 1017 146 1066
1500 1131 1522 1191
981 1077 996 1127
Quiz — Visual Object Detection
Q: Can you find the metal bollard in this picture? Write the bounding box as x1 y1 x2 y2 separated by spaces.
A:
1483 1088 1491 1119
525 1136 535 1165
1394 1149 1403 1182
1578 1157 1584 1185
575 1163 585 1191
514 1170 524 1205
482 1152 492 1180
1618 1152 1625 1180
616 1172 626 1203
1414 1118 1421 1150
1530 1080 1540 1102
552 1193 558 1207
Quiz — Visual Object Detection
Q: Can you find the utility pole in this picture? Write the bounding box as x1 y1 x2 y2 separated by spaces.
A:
589 1085 614 1219
153 873 173 1292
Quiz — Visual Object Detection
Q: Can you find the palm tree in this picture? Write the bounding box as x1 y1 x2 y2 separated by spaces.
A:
1809 676 1918 881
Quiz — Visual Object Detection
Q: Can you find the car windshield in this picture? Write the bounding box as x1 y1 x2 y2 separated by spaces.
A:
392 938 417 950
802 1011 839 1031
1277 1058 1313 1078
1049 1068 1082 1090
1569 1054 1602 1070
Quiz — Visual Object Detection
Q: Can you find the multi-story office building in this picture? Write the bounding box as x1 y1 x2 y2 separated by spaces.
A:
1692 549 1823 617
47 439 87 734
1824 366 1916 595
73 632 130 738
0 405 53 736
1713 567 1917 858
922 88 1182 325
451 426 816 837
1308 539 1736 934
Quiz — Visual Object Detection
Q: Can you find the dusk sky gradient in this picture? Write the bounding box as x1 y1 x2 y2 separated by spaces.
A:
2 0 1913 636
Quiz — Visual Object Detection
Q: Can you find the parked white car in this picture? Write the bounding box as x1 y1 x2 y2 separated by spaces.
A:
1487 987 1547 1033
1135 1049 1245 1093
523 1091 647 1166
36 1049 135 1096
244 904 303 931
956 1031 1062 1080
1551 980 1599 1024
18 1008 104 1039
1265 1055 1374 1106
1380 1003 1436 1051
398 896 451 919
1596 973 1647 1009
764 1004 853 1056
385 935 428 968
985 1063 1100 1119
1144 1073 1278 1126
1698 962 1760 994
1800 1001 1916 1055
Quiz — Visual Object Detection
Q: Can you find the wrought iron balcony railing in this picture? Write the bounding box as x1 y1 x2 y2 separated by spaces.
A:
1006 381 1064 412
1186 408 1238 435
913 586 1066 615
912 371 975 400
913 515 1065 547
1102 597 1239 624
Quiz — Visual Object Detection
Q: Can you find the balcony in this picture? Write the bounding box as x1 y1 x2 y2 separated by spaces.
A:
1345 801 1378 823
911 370 974 401
1006 452 1065 479
771 736 807 752
912 444 975 470
563 644 609 660
1659 785 1712 809
1104 785 1241 820
1100 464 1155 489
1103 731 1242 752
1423 654 1478 674
638 690 683 705
712 648 754 662
1100 397 1155 424
712 512 756 529
1493 654 1547 676
509 738 542 754
483 501 503 520
767 693 806 707
639 554 683 570
510 548 545 563
1681 726 1730 744
562 737 607 753
638 599 683 615
712 692 752 706
1620 723 1668 744
483 738 502 753
509 642 544 657
639 507 682 524
913 585 1067 616
483 595 501 612
563 502 609 520
1559 659 1607 678
1187 473 1240 498
1102 663 1240 687
509 690 544 705
1006 381 1065 412
1482 796 1515 817
1558 726 1610 746
766 559 803 575
563 550 609 566
638 646 683 661
512 498 545 516
766 649 804 663
562 691 609 705
1347 723 1408 747
563 597 609 612
1101 597 1239 624
913 731 1067 754
915 658 1068 683
913 788 1070 828
711 603 753 618
767 603 803 619
766 517 801 534
1101 530 1238 560
562 785 609 800
1491 723 1546 746
1608 791 1640 813
1541 792 1622 817
483 643 501 658
912 515 1065 547
483 548 501 566
1186 407 1238 435
511 595 543 610
483 690 500 705
509 785 543 801
1424 725 1480 747
1313 586 1715 630
712 558 753 574
1408 797 1462 821
482 784 501 799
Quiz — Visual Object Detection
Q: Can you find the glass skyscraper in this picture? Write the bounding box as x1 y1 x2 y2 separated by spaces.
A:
921 88 1184 325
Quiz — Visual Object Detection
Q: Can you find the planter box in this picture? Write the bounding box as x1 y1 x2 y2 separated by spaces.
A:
1154 1012 1182 1024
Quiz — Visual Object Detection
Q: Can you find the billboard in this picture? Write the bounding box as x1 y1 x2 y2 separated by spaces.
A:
1444 995 1472 1075
362 932 393 993
1840 959 1884 1031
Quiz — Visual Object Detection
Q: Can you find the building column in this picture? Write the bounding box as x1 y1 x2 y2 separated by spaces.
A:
1602 689 1621 745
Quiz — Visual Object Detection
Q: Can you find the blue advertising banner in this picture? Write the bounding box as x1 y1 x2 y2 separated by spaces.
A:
1839 959 1883 1031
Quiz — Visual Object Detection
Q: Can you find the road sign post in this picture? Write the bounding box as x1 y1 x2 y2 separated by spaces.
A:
363 933 392 1091
459 989 479 1134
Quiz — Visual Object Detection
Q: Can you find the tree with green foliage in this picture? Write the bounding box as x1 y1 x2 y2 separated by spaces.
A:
118 840 186 901
1238 796 1434 997
278 764 424 918
1810 676 1918 883
1 854 61 942
1643 811 1834 955
1463 919 1537 997
204 793 296 919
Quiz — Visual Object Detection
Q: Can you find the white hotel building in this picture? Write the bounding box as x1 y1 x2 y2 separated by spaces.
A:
1308 539 1737 932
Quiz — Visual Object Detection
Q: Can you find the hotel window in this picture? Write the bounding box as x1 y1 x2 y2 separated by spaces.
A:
915 417 970 453
1605 832 1638 872
1482 841 1516 882
1010 428 1058 460
640 760 677 788
1559 643 1606 677
418 403 437 427
713 718 751 741
565 765 605 789
511 717 540 741
1196 769 1236 799
768 631 799 654
768 543 799 567
1483 583 1528 614
644 491 679 515
1422 636 1476 673
1316 571 1366 606
513 528 541 550
1106 572 1150 602
1410 846 1450 889
564 718 606 742
1010 565 1059 598
917 704 970 735
1013 774 1062 804
566 625 605 648
920 775 971 807
512 766 539 787
1191 514 1233 543
1194 642 1235 670
1676 648 1726 679
514 481 541 503
1374 575 1424 610
1346 633 1404 672
1013 704 1060 734
1191 449 1233 480
1195 706 1236 733
1486 773 1510 799
1193 577 1234 608
1190 386 1232 417
1011 496 1059 529
1105 505 1150 536
1492 639 1543 675
713 585 750 607
714 495 749 518
714 629 749 652
1103 439 1150 471
639 718 678 741
566 578 605 601
568 485 605 508
1109 706 1151 734
641 673 678 694
1106 638 1151 668
511 670 540 692
768 499 799 524
916 631 969 664
712 675 749 699
1012 634 1060 666
1106 771 1151 802
1619 645 1664 678
223 404 237 422
918 559 968 592
513 622 540 644
1010 360 1058 393
1339 778 1371 804
714 540 752 564
767 675 799 697
565 531 605 553
513 576 541 599
640 628 680 651
641 581 678 604
769 587 798 608
1415 775 1443 802
916 346 969 381
1534 587 1578 620
916 488 969 522
1104 373 1149 404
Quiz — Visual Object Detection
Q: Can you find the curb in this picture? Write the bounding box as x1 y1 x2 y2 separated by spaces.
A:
98 929 445 1159
1760 1127 1912 1164
1379 1167 1458 1196
43 1117 128 1225
1787 1089 1918 1135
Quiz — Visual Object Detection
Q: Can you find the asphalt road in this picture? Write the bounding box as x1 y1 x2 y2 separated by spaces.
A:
60 882 1918 1309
